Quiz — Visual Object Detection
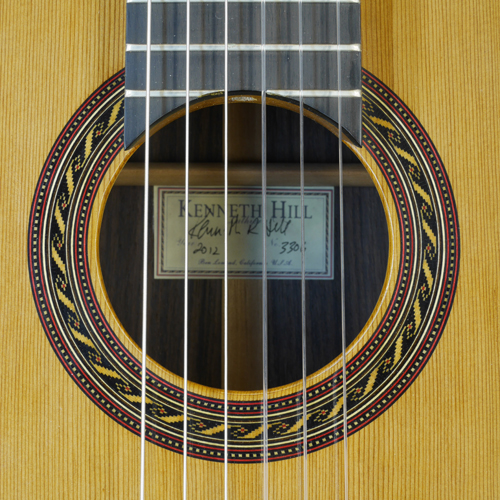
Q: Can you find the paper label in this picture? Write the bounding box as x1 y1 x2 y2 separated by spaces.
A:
154 187 333 279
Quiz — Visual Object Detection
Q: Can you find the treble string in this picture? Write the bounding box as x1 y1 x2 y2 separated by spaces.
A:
260 0 269 497
183 0 191 497
298 0 307 496
140 0 152 498
223 0 229 495
336 0 348 498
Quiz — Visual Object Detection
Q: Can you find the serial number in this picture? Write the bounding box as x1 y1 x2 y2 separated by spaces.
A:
280 241 306 254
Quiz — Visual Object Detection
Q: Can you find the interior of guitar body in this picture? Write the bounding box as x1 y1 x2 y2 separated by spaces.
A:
100 102 389 391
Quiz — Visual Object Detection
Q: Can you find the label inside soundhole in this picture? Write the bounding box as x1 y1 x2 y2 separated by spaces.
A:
154 186 334 279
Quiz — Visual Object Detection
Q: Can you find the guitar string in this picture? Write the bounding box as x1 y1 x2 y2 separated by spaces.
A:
139 3 348 499
260 0 269 496
298 0 308 496
140 0 152 498
183 0 191 497
336 0 349 498
223 0 229 495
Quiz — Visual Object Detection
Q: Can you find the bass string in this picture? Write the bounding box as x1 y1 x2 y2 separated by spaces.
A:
223 0 229 495
260 0 268 497
298 0 308 496
337 0 349 498
183 0 191 498
139 0 193 496
140 0 152 499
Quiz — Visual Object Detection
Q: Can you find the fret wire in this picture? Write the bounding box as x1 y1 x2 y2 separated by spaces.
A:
139 0 152 499
125 89 362 98
128 0 359 4
183 0 191 499
126 44 361 52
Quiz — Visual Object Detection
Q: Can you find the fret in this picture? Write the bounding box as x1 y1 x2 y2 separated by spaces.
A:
125 50 360 90
125 89 362 98
127 3 360 46
126 43 361 52
128 0 360 3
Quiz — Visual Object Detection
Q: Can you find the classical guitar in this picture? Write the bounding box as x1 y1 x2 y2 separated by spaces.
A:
1 1 499 499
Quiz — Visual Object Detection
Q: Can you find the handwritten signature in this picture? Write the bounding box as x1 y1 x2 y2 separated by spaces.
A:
188 217 292 240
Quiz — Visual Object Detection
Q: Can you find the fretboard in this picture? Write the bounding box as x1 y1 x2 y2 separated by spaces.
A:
124 0 361 148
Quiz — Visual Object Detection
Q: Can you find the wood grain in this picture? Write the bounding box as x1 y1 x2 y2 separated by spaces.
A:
1 1 499 499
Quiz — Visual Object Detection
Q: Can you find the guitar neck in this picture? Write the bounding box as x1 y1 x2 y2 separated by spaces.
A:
124 0 362 146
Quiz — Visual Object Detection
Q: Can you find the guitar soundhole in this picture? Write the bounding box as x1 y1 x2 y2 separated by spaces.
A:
100 103 389 390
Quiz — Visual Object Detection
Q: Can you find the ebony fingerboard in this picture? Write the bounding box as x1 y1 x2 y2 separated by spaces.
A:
124 0 361 149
